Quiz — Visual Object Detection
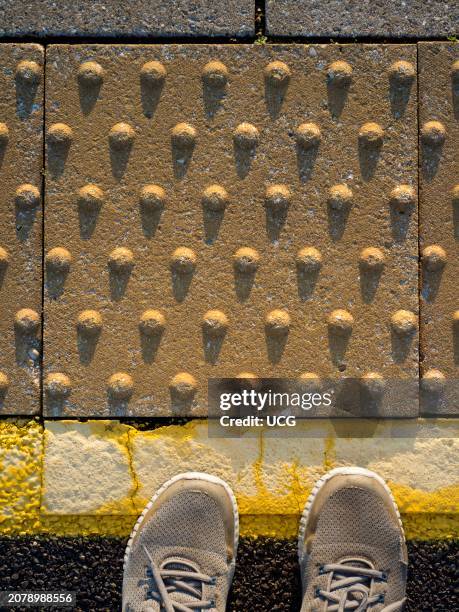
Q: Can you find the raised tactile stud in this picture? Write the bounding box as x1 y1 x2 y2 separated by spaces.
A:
233 122 259 150
139 310 166 336
295 123 321 149
15 60 41 85
265 309 291 337
169 372 197 401
421 121 446 146
296 247 322 272
109 122 136 150
389 60 415 85
327 60 352 86
77 310 103 337
107 372 134 400
202 185 229 212
47 123 73 146
140 61 167 86
202 310 229 337
45 373 71 399
15 184 40 210
264 61 291 87
360 372 385 398
14 308 39 334
233 247 260 274
359 247 385 271
391 310 417 335
422 245 447 271
139 184 166 212
0 247 9 270
78 184 104 211
328 309 354 335
0 371 9 396
45 247 72 273
202 61 228 88
328 184 353 211
171 123 197 149
108 247 135 273
78 61 104 86
421 369 445 395
264 184 291 211
170 247 196 274
359 122 384 146
390 184 415 211
0 123 9 147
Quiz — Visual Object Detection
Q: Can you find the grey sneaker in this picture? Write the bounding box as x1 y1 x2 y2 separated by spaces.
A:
298 467 407 612
123 472 239 611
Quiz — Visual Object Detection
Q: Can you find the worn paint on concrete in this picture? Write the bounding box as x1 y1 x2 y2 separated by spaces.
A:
419 43 459 416
0 419 457 539
44 44 418 417
0 45 44 416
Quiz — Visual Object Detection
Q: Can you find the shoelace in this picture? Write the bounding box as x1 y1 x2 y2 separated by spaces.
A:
315 563 387 612
143 546 216 612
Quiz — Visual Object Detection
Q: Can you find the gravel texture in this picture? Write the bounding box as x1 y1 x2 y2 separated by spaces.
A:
0 537 456 611
266 0 459 38
0 1 254 38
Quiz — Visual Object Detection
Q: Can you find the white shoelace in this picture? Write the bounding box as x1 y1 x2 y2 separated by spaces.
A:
316 562 387 611
143 546 216 612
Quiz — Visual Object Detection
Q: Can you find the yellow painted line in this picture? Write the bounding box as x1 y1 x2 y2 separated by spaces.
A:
0 419 458 540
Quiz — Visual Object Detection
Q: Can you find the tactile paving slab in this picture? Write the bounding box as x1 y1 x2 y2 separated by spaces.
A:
0 44 44 415
265 0 459 39
44 44 419 417
419 43 459 417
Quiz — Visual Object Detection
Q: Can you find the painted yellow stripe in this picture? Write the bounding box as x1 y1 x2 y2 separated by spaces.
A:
0 419 458 540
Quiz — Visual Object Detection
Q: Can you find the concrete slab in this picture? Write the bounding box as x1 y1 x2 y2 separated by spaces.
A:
266 0 459 39
0 45 44 415
44 44 419 417
419 43 459 417
39 419 458 540
0 0 255 39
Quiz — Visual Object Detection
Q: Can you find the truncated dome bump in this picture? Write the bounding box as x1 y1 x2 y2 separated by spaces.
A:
77 310 103 336
14 308 40 333
169 372 197 400
391 310 417 335
15 184 40 209
45 373 71 398
107 372 134 400
46 247 72 272
78 61 104 86
202 60 228 87
328 309 354 334
202 310 229 337
233 247 260 273
139 310 166 336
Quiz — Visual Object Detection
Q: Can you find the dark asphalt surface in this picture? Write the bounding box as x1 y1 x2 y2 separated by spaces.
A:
0 537 456 611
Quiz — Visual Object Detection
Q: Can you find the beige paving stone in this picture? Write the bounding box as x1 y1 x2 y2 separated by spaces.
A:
42 421 136 514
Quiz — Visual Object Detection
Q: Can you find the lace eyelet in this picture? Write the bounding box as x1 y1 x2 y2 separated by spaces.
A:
314 586 321 597
381 571 388 581
378 594 386 603
318 565 325 575
210 576 217 585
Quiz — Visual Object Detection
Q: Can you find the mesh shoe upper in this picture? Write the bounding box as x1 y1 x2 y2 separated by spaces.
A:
299 470 407 612
123 475 238 612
